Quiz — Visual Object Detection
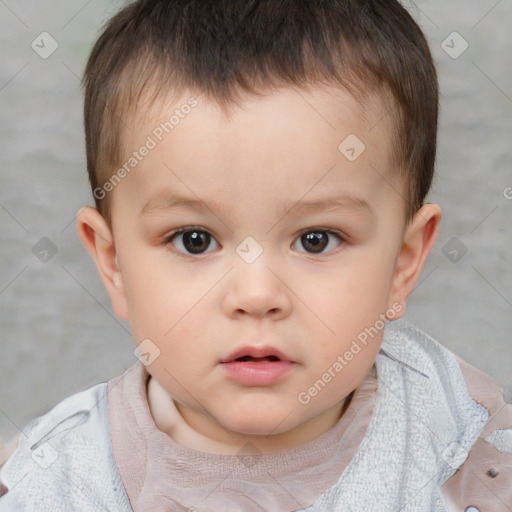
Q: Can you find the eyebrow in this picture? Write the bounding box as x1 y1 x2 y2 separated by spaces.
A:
140 191 374 219
284 196 374 218
140 192 230 216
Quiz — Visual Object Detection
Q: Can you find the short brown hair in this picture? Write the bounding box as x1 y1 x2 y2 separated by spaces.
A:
83 0 438 225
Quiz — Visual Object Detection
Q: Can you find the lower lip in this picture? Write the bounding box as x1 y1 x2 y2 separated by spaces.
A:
219 360 294 386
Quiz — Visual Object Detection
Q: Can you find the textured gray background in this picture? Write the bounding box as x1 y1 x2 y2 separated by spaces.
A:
1 0 511 443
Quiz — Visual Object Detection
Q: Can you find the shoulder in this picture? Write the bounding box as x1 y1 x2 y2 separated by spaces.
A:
0 381 131 511
441 354 512 511
381 321 512 510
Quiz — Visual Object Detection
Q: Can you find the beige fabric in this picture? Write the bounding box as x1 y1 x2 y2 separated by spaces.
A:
2 352 509 509
0 436 18 497
107 362 377 512
441 355 512 511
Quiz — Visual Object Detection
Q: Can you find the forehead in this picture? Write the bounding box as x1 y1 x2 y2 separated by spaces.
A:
125 83 392 163
115 83 400 222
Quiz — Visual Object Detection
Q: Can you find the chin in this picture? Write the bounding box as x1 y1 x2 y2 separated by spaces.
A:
220 410 298 437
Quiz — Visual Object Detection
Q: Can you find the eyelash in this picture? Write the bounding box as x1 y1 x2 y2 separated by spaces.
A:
164 226 345 256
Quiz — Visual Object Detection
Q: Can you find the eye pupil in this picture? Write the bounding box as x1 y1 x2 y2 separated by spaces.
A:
183 231 210 253
302 232 328 253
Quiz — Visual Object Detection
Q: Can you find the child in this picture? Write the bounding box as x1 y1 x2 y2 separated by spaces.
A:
1 0 511 510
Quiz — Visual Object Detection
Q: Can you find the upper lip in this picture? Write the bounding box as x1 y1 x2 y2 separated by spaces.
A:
220 345 293 363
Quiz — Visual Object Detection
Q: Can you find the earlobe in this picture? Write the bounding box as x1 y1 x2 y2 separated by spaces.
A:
388 203 442 318
76 206 129 320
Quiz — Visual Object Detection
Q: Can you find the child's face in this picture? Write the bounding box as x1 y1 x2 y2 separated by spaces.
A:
79 84 440 451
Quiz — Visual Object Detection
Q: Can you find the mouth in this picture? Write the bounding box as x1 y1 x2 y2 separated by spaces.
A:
220 345 293 364
219 346 295 386
234 355 281 362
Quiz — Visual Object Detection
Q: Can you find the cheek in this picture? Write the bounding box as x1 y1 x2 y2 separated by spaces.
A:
320 256 394 315
125 271 213 368
120 254 198 334
306 254 395 364
133 316 207 389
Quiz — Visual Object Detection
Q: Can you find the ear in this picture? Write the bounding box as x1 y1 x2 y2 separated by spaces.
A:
388 203 442 319
76 206 129 321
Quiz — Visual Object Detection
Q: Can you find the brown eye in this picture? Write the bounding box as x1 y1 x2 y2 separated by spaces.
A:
182 231 210 253
170 229 219 254
293 230 342 254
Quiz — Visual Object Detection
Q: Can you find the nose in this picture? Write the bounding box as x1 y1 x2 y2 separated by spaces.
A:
221 258 292 321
